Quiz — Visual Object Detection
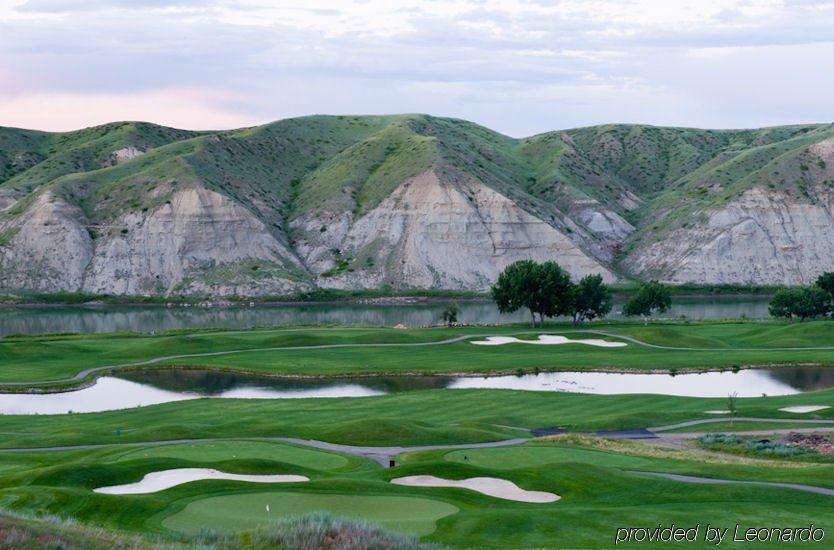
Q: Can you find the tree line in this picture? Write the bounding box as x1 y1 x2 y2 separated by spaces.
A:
490 260 671 326
769 273 834 321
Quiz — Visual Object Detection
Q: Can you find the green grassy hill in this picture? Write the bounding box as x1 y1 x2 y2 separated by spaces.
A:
2 116 834 296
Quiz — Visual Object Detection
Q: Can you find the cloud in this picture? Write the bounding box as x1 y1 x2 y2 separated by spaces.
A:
1 0 834 135
0 88 262 131
16 0 212 12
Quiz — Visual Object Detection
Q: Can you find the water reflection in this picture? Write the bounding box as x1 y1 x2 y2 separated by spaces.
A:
0 298 771 337
0 366 829 415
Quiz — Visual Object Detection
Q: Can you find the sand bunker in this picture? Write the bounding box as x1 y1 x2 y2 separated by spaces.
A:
391 475 559 503
94 468 309 495
778 406 831 414
471 335 626 348
704 410 731 414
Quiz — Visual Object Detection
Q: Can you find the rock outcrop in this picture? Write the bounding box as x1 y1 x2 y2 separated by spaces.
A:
0 188 307 296
0 193 93 292
292 171 615 290
624 186 834 284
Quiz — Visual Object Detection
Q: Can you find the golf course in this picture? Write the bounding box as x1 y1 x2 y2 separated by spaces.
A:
0 317 833 547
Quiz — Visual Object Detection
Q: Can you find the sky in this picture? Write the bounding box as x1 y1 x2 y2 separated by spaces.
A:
0 0 833 136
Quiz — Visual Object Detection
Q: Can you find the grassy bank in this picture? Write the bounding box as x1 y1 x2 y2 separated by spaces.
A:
2 320 834 387
1 386 834 449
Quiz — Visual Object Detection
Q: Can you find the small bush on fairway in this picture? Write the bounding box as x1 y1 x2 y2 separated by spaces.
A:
699 433 817 458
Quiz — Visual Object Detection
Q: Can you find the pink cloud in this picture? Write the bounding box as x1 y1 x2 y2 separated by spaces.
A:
0 87 263 131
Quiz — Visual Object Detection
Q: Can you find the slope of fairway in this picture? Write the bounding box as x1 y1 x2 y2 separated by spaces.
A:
111 441 349 469
160 492 459 536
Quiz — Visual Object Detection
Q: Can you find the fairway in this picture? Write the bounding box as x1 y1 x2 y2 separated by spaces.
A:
112 441 349 469
4 321 834 547
161 492 460 536
5 321 834 387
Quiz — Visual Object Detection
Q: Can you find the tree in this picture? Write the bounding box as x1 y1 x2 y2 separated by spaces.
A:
769 286 832 321
569 274 612 325
536 261 574 322
492 260 541 326
440 303 459 327
816 272 834 298
623 281 672 319
491 260 573 326
727 392 738 428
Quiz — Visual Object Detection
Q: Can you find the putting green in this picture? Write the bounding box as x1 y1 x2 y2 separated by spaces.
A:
161 492 459 536
112 441 348 469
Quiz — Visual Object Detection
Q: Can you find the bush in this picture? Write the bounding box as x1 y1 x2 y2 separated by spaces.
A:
769 286 832 320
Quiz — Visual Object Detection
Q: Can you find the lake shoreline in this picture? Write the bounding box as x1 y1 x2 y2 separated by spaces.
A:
2 361 832 395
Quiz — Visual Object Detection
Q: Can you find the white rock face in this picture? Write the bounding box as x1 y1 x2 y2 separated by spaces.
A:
0 187 308 296
572 198 634 249
626 186 834 284
83 187 304 295
0 193 93 292
107 147 144 165
293 171 615 290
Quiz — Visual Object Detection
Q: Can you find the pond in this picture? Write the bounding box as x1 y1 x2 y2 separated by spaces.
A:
0 297 771 337
1 366 830 415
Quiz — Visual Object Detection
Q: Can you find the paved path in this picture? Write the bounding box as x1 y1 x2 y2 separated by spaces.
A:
7 327 834 388
650 417 834 432
275 437 529 466
631 471 834 497
0 435 530 467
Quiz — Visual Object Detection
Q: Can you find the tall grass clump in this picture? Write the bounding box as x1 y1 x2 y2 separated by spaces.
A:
187 512 433 550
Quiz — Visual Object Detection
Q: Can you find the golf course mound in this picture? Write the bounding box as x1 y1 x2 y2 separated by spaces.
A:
391 475 560 503
470 335 626 348
94 468 309 495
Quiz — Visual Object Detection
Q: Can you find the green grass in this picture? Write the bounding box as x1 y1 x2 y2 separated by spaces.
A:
3 318 834 546
110 441 349 470
161 492 458 536
3 436 834 548
1 385 834 450
4 320 834 386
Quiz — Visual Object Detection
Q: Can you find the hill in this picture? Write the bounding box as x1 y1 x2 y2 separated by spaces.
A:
1 115 833 296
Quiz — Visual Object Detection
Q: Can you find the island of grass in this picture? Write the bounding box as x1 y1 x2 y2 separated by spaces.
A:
3 320 834 390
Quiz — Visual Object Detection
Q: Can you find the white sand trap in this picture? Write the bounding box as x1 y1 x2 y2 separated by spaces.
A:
704 410 731 414
471 335 626 348
94 468 309 495
391 475 559 503
778 406 831 414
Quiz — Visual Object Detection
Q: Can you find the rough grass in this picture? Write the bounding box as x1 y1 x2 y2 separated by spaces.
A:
190 513 431 549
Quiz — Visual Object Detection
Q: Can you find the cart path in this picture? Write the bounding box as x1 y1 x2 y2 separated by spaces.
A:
631 471 834 497
7 327 834 388
649 417 834 432
0 435 530 467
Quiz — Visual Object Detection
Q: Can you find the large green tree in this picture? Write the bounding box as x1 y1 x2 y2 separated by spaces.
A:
769 286 832 321
536 261 574 321
491 260 573 326
569 274 612 325
816 272 834 298
623 281 672 318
